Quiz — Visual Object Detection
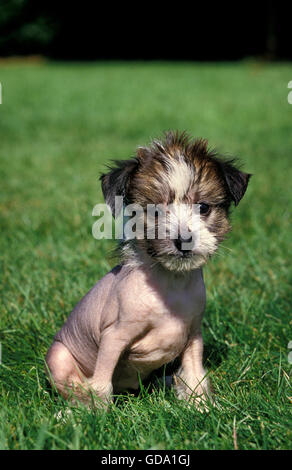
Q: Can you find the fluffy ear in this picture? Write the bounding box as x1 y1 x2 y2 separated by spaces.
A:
218 159 251 206
100 158 139 216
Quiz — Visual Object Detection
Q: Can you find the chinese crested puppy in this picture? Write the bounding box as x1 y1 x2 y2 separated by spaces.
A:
46 131 251 409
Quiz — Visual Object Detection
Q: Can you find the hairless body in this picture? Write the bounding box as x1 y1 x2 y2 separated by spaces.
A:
47 263 207 405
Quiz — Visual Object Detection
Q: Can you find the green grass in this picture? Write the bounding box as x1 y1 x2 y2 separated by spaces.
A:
0 60 291 450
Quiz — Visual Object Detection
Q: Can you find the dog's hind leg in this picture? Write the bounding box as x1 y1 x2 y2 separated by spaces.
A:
45 341 87 402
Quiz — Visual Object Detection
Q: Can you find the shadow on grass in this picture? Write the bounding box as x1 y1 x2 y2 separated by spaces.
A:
204 341 229 368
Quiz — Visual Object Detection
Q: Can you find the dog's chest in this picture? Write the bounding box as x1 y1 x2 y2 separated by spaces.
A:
118 266 205 372
127 291 195 369
128 316 189 369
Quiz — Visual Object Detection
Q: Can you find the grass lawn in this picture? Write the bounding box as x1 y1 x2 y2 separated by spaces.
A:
0 60 291 450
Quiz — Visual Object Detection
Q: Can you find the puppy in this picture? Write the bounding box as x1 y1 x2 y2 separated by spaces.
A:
45 131 250 409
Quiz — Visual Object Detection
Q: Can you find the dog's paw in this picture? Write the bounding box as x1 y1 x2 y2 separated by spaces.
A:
86 379 113 399
79 380 113 408
173 375 213 412
178 390 213 413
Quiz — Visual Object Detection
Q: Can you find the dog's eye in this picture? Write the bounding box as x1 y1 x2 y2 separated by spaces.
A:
199 203 210 215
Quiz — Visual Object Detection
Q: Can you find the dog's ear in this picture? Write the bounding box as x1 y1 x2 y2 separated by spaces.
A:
218 159 251 206
100 158 139 216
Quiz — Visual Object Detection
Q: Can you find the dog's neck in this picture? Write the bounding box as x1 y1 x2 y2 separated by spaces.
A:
120 242 203 291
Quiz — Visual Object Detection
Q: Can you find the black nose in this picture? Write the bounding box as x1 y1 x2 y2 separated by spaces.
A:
174 235 193 252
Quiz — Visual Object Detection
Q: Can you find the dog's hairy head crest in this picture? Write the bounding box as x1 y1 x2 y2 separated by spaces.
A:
100 131 251 272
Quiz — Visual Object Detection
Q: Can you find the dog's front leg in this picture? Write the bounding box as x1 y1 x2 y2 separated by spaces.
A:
82 328 129 405
174 332 212 411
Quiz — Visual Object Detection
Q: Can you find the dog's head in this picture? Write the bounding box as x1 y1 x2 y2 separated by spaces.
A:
101 132 251 272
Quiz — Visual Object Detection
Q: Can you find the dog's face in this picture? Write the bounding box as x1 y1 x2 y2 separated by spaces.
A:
101 132 251 272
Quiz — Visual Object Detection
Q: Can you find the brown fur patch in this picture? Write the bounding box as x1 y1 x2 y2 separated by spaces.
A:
101 131 250 271
130 132 230 208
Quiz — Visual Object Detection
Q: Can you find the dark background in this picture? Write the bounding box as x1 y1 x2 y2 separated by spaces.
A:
0 0 291 61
